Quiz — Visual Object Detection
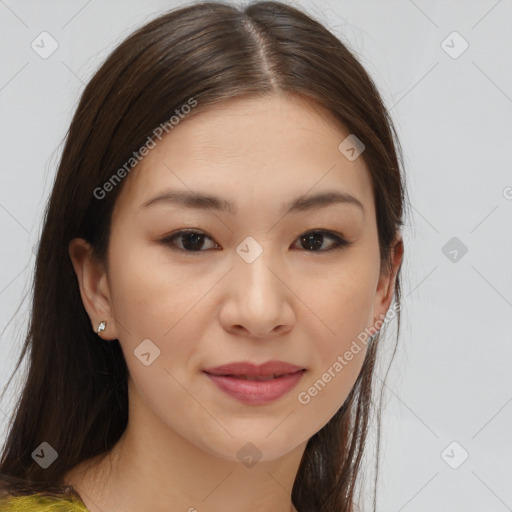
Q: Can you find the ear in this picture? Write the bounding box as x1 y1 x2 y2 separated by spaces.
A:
68 237 119 340
371 233 404 333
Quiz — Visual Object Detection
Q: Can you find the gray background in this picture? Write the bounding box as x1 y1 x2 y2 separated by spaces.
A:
1 1 511 510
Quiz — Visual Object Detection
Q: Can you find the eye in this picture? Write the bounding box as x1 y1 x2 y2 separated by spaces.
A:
292 230 352 252
160 229 220 253
160 229 351 253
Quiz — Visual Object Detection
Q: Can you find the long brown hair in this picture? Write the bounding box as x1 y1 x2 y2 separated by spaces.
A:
0 2 407 511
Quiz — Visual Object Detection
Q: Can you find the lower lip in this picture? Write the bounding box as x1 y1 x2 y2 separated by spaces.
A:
204 370 305 405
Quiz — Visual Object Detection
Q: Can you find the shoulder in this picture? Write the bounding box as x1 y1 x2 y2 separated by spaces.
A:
0 493 89 511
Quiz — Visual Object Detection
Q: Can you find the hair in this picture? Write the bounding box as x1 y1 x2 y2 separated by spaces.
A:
0 1 408 511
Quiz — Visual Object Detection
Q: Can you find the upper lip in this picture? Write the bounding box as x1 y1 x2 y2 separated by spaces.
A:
203 360 305 377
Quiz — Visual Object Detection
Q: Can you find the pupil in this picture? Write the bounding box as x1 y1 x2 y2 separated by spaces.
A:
182 233 204 251
301 232 323 251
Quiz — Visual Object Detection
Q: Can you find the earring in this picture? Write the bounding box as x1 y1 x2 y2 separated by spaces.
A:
96 321 107 335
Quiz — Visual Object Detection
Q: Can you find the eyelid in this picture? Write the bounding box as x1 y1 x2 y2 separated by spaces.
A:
159 228 352 253
294 230 352 252
160 229 219 253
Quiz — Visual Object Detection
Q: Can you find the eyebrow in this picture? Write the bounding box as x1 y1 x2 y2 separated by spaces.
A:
140 189 365 216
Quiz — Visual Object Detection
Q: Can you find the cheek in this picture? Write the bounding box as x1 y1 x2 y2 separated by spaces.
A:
107 240 196 336
296 299 370 431
310 263 376 349
107 242 208 386
297 264 375 413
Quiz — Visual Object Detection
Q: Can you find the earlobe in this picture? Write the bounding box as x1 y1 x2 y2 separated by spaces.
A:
68 238 118 340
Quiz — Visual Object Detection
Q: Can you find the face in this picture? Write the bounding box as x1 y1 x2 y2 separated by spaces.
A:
70 93 400 463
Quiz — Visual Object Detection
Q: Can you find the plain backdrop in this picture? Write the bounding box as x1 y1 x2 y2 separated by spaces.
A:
0 1 511 510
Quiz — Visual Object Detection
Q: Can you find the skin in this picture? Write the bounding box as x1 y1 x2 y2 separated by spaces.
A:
66 92 403 512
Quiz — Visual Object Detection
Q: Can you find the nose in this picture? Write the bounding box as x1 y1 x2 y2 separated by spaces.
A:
219 249 294 339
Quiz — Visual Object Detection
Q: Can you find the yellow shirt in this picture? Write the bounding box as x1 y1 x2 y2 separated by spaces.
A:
0 493 89 511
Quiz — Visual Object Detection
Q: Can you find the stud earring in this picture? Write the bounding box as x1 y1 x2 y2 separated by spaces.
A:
96 321 107 335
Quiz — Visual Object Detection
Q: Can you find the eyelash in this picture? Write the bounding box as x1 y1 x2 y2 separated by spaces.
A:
159 229 352 254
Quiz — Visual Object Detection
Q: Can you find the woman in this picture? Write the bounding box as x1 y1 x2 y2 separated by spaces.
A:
0 1 407 511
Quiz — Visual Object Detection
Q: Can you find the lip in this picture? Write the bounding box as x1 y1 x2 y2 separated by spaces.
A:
202 360 306 405
203 360 304 377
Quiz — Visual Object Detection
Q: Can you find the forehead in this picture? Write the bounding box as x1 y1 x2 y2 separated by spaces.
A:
113 93 374 220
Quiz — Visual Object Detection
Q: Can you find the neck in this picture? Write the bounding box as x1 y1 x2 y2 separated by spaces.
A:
65 380 305 512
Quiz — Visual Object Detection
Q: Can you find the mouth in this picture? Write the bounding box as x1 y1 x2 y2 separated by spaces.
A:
208 372 302 381
202 361 306 405
203 360 305 378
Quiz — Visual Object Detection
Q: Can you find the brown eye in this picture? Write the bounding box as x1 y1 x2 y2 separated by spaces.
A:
160 229 351 254
160 230 220 252
293 230 351 252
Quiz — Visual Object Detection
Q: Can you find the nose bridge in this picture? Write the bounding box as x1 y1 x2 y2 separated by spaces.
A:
229 235 291 323
234 239 280 305
218 234 296 338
